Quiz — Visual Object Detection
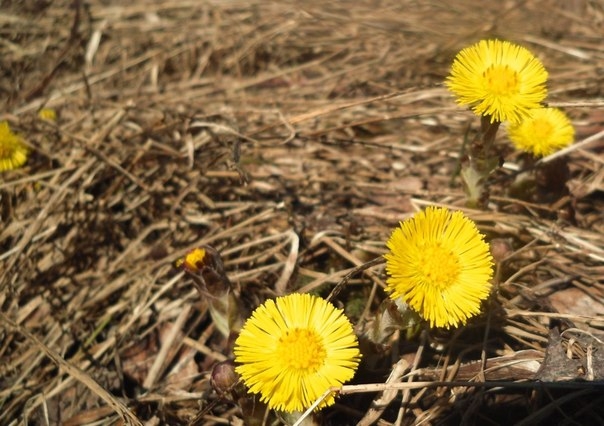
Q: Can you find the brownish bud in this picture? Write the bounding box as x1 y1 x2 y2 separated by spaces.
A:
175 245 232 296
175 246 245 338
210 361 240 395
490 238 513 262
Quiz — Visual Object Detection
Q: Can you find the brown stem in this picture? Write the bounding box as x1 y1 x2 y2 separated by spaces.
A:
461 115 503 208
480 115 501 151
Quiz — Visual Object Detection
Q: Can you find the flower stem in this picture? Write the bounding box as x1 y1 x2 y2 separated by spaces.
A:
461 115 502 208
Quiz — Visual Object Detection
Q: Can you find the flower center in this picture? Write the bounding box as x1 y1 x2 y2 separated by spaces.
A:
529 118 553 139
417 244 460 290
483 65 519 96
277 328 326 373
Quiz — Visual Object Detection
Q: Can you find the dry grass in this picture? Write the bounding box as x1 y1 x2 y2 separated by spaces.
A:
1 0 604 424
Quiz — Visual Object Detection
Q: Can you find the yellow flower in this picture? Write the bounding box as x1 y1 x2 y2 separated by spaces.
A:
507 107 574 157
174 247 207 272
234 293 361 413
38 108 57 121
0 121 29 172
446 39 548 123
384 207 493 329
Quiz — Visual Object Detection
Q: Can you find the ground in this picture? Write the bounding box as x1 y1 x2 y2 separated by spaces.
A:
1 1 604 425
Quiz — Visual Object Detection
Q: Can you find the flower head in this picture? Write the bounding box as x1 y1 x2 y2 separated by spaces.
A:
384 207 493 328
175 247 207 272
38 108 57 121
0 121 29 172
234 293 361 413
446 39 548 123
507 107 574 157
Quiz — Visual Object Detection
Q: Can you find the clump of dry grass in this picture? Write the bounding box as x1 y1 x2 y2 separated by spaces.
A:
1 0 603 424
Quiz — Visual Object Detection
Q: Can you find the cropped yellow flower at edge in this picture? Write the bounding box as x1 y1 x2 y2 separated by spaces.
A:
38 108 57 122
384 207 494 329
234 293 361 413
507 107 575 157
446 39 548 124
0 121 29 172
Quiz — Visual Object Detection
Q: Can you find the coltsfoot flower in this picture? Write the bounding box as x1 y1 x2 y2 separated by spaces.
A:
446 39 548 123
385 207 494 328
507 107 574 157
38 108 57 121
175 247 207 272
234 293 361 413
0 121 29 171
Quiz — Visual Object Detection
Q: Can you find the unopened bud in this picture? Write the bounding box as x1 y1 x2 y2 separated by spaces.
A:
490 238 512 262
210 361 240 395
175 245 231 295
175 245 244 338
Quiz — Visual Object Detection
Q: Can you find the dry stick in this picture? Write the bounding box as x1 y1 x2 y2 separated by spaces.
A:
523 35 593 60
296 380 604 426
220 228 294 253
297 267 350 294
2 107 129 286
143 305 192 389
326 256 384 302
538 128 604 164
338 380 604 395
0 167 73 190
513 389 594 426
506 310 604 328
357 357 410 426
23 0 82 102
288 89 442 126
358 280 380 332
302 106 456 138
189 121 259 145
0 224 60 262
182 336 228 362
0 158 95 290
273 229 300 296
202 49 348 100
121 271 185 335
109 220 171 271
462 296 497 424
20 332 122 416
202 204 283 246
14 46 183 115
397 331 427 425
250 90 409 137
16 273 186 418
524 223 604 263
548 100 604 108
0 323 62 424
62 108 150 191
0 312 142 426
